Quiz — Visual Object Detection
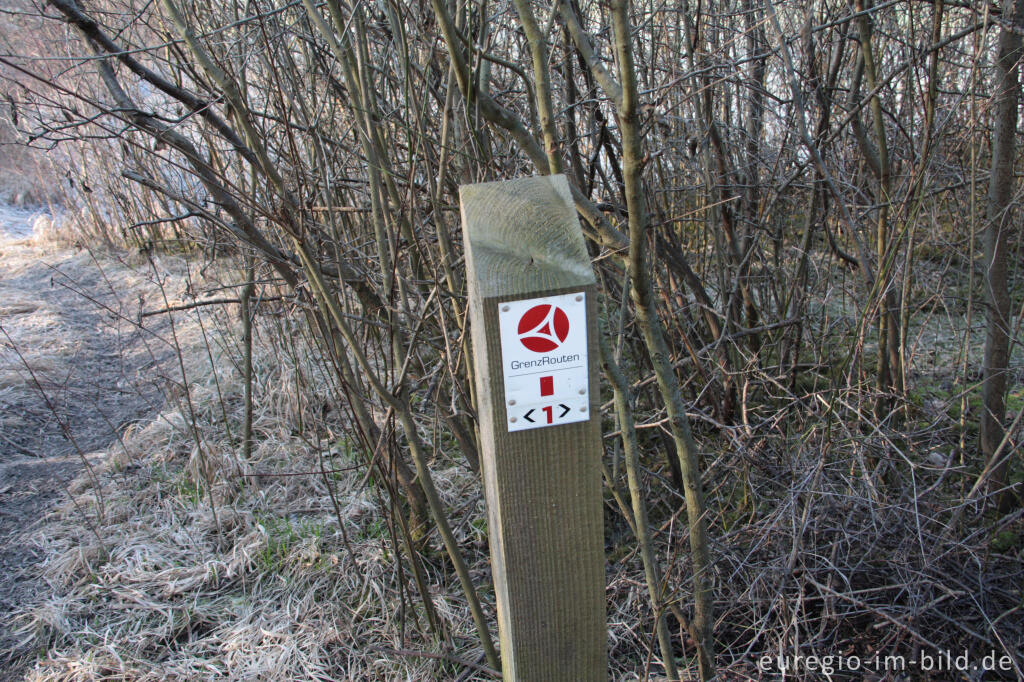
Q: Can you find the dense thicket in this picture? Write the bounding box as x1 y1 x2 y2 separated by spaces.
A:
2 0 1021 677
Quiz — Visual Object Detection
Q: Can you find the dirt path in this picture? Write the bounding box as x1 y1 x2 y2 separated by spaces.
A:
0 208 172 677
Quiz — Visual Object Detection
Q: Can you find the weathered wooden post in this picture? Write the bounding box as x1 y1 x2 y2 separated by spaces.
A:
460 174 605 680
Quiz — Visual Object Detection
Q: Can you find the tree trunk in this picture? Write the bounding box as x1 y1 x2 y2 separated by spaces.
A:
981 0 1023 511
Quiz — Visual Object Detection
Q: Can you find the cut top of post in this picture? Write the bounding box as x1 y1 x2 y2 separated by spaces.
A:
459 174 594 298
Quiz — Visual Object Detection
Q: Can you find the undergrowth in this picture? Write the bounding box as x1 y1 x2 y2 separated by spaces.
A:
11 240 1022 681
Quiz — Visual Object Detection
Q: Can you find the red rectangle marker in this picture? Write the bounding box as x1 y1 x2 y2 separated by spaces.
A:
540 375 554 396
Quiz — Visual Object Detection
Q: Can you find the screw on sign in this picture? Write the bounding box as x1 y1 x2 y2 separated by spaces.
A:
517 304 569 352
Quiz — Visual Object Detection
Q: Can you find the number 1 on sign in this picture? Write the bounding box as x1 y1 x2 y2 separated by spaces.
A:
542 405 553 424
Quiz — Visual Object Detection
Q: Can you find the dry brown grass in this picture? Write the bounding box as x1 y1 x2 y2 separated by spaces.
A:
13 301 495 681
15 305 1022 680
6 220 1021 682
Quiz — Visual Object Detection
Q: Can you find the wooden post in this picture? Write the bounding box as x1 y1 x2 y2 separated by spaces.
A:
460 174 605 680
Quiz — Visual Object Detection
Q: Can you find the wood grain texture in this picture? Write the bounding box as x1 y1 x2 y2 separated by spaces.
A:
460 175 595 298
460 175 606 681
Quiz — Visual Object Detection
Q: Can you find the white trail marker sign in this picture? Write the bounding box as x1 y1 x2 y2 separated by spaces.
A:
498 291 590 431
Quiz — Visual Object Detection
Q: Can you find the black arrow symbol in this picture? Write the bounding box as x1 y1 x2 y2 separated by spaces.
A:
524 409 535 423
559 404 570 418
